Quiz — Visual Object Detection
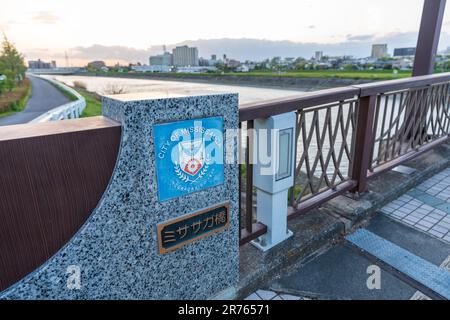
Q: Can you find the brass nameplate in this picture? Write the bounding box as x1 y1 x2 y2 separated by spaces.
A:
157 202 230 254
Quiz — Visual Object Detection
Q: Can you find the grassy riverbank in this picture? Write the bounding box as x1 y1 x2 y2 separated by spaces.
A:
0 77 31 118
50 82 78 101
77 87 102 117
224 69 412 80
102 69 412 81
45 79 102 117
62 69 413 120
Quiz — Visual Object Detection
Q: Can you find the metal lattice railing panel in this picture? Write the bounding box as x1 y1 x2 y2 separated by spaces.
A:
292 99 358 205
370 82 450 170
237 74 450 245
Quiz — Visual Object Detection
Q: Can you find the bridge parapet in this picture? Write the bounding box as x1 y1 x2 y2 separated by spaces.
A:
0 90 239 300
0 117 121 294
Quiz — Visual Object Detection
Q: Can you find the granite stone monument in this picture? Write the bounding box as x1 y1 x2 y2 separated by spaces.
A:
0 91 239 300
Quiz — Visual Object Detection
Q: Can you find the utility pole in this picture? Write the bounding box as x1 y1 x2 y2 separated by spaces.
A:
65 51 70 68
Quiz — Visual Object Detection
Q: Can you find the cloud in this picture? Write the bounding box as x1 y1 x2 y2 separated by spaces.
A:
346 34 375 42
32 11 59 24
0 23 10 33
26 48 50 55
178 32 450 60
23 31 450 66
23 45 151 66
69 44 154 63
0 19 25 32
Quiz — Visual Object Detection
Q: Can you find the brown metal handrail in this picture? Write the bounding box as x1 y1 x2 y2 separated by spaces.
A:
239 87 359 121
238 72 450 245
355 73 450 97
239 73 450 122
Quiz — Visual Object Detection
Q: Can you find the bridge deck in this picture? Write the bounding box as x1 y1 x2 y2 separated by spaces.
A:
245 165 450 300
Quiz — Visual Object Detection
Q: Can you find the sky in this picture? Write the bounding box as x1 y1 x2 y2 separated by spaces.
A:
1 0 449 66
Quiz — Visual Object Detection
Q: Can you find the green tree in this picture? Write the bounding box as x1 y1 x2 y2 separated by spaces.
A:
442 61 450 72
343 63 355 70
269 57 281 70
0 35 26 91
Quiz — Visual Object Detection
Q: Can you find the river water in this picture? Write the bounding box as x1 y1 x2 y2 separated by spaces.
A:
46 75 304 104
47 75 353 184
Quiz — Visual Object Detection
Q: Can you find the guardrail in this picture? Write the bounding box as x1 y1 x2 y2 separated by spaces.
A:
29 76 86 123
239 72 450 245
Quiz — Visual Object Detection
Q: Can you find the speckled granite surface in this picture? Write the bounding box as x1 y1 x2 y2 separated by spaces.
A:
0 92 239 300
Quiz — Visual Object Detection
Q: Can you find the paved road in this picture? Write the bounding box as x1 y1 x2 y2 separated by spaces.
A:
0 75 70 126
246 167 450 300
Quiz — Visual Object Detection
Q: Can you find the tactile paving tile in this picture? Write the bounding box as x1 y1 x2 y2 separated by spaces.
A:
346 229 450 299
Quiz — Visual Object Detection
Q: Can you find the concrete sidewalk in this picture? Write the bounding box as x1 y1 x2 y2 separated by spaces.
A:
0 75 70 126
245 167 450 300
236 144 450 300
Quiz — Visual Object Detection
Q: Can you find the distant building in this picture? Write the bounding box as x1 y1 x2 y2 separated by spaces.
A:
28 59 56 69
226 59 240 68
371 44 388 59
198 57 211 66
149 52 173 66
172 46 199 67
87 61 106 70
236 65 250 72
176 66 217 73
315 51 323 61
198 55 220 67
393 58 413 70
393 47 416 57
131 65 172 73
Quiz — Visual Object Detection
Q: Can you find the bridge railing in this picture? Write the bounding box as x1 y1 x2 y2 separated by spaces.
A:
239 72 450 245
360 74 450 178
29 76 86 123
